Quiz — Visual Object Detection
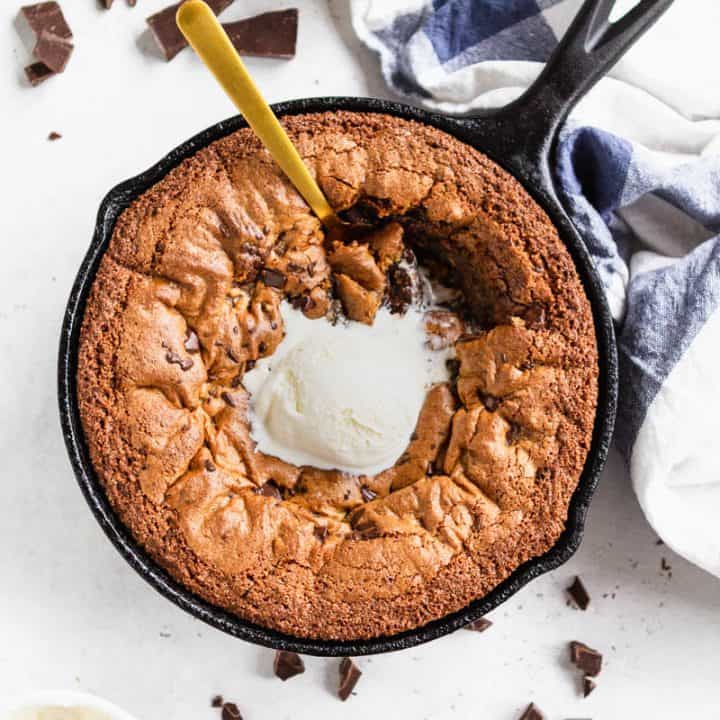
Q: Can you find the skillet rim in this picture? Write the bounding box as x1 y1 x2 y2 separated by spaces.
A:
58 97 618 656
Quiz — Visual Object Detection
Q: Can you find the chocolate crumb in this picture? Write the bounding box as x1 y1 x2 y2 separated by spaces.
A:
570 641 602 677
338 657 361 701
47 131 61 141
211 695 223 708
518 703 544 720
567 576 590 610
221 702 242 720
583 675 597 697
661 557 671 571
273 650 305 681
360 486 377 502
656 538 664 546
261 268 286 288
465 617 492 632
314 525 328 542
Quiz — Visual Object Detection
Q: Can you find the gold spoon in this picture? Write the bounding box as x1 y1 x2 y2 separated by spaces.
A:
176 0 342 230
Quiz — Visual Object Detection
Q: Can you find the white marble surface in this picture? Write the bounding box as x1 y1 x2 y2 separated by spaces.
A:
1 1 719 718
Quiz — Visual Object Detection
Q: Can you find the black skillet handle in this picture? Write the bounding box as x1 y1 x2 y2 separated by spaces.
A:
459 0 673 191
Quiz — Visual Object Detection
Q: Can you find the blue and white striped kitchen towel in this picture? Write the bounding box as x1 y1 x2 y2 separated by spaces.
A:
351 0 720 577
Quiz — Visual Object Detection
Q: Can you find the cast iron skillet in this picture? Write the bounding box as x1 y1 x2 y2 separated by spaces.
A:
58 0 671 656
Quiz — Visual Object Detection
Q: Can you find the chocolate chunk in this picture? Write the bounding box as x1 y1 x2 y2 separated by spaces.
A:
360 486 376 502
147 0 233 61
386 264 414 314
567 576 590 610
47 131 61 141
506 422 522 445
223 9 298 60
211 695 224 708
220 391 237 407
221 702 242 720
204 460 216 473
21 2 72 40
465 617 492 632
165 350 193 371
290 294 311 311
184 329 201 353
338 657 361 701
256 480 282 500
518 703 544 720
273 650 305 681
479 393 499 412
583 675 597 697
570 641 602 677
314 525 328 542
25 61 54 85
33 29 73 73
260 268 286 289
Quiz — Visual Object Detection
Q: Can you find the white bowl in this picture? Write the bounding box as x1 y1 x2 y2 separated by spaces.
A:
0 692 140 720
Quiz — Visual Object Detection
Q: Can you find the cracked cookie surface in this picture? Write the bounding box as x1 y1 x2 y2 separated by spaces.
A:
77 112 598 640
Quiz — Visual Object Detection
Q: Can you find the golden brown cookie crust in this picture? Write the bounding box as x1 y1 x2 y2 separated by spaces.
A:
77 112 598 640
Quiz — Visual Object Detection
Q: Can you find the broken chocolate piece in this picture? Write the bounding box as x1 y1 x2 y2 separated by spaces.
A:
211 695 224 708
21 2 72 40
360 485 376 502
99 0 113 7
261 268 286 289
273 650 305 681
24 61 54 86
223 9 298 60
184 329 201 353
518 703 544 720
465 617 492 632
33 29 73 73
221 703 242 720
47 131 61 141
567 576 590 610
583 675 597 697
338 657 361 701
570 641 602 677
147 0 233 61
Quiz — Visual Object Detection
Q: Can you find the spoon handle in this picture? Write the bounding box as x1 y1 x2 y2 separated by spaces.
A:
176 0 340 228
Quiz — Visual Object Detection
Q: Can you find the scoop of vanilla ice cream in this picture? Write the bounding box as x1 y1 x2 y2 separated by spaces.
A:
243 303 449 475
